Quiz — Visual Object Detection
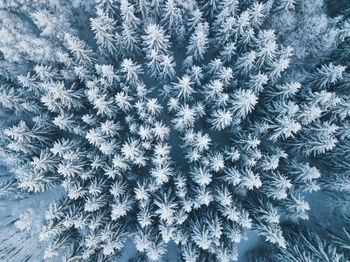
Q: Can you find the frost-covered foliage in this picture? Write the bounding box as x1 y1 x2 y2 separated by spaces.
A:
0 0 350 261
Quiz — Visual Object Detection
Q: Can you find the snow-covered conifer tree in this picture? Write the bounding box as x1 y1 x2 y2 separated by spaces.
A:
230 89 258 119
209 108 233 131
143 23 171 55
187 22 209 61
235 51 257 75
310 63 346 89
65 33 96 66
161 0 184 40
173 75 195 101
91 8 119 56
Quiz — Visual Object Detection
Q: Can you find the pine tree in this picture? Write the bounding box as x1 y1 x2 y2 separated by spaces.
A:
310 63 347 89
64 33 96 66
256 223 286 248
95 0 119 15
283 193 310 221
199 0 220 21
154 188 177 225
143 23 172 79
231 89 258 119
213 0 239 31
159 54 176 80
41 81 84 113
215 16 236 45
187 8 203 33
256 30 277 69
146 236 166 261
135 0 151 21
111 194 134 220
275 0 297 12
249 2 266 29
90 8 119 56
337 20 350 43
240 168 262 190
187 22 209 61
0 86 39 114
17 168 59 193
121 23 142 57
120 0 142 57
173 75 195 101
143 23 171 55
209 108 233 131
238 27 256 51
161 0 184 40
247 72 268 93
268 46 293 82
190 165 212 187
234 11 251 41
263 171 292 200
181 243 199 262
219 42 236 63
121 58 143 84
190 218 212 250
235 51 257 75
4 120 51 154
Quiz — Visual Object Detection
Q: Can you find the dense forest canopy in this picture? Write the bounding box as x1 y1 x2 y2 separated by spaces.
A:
0 0 350 261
